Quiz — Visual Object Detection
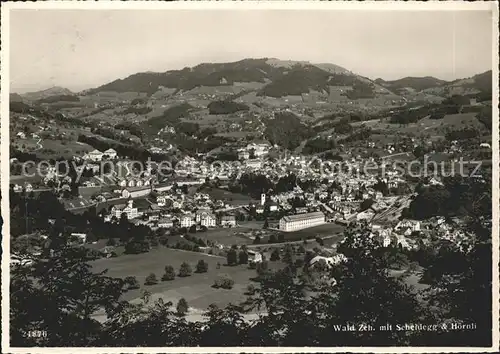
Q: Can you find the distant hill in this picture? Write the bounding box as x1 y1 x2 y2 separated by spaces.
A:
417 70 492 102
9 93 24 102
265 58 351 74
36 95 80 104
86 58 382 99
375 76 448 92
21 86 74 101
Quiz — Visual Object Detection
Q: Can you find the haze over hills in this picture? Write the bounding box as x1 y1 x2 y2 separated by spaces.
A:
21 86 75 101
374 76 449 93
13 59 492 104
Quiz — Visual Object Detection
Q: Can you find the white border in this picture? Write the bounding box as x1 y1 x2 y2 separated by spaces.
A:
1 1 498 353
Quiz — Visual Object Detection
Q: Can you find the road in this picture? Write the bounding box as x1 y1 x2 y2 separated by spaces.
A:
381 152 411 160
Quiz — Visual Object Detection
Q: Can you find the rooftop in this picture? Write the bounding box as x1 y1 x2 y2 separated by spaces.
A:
281 211 325 223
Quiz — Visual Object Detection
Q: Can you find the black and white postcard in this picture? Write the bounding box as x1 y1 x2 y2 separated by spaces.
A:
1 1 498 352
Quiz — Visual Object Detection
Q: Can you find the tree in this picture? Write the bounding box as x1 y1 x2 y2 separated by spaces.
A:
253 235 261 244
176 298 189 316
10 247 125 346
238 250 249 265
263 219 269 229
189 224 197 233
226 248 238 266
144 273 158 286
124 239 150 254
327 225 425 346
124 276 140 290
360 198 374 212
270 249 280 261
178 262 192 277
195 260 209 273
269 234 277 244
162 265 176 281
282 244 294 266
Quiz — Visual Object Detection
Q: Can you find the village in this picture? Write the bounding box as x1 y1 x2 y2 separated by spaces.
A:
10 132 475 267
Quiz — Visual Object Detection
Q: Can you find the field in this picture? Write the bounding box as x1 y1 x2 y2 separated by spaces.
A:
357 112 483 137
41 140 95 157
91 247 285 310
215 131 255 139
189 227 255 246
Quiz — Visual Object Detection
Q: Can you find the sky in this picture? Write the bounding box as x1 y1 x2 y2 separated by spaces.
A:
9 8 494 93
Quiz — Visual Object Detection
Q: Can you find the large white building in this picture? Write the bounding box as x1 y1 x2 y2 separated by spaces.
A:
111 200 139 220
180 214 195 228
279 211 325 232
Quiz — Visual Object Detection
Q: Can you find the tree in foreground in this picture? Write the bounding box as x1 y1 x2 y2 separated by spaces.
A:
178 262 192 277
195 260 209 273
176 298 189 316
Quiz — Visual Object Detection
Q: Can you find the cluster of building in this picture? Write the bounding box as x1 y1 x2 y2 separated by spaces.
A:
82 148 118 162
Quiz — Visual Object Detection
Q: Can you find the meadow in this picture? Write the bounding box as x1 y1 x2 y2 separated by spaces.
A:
91 247 284 310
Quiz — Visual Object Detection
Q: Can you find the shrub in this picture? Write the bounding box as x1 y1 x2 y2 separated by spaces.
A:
238 251 249 265
195 259 209 273
256 261 269 276
124 239 150 254
144 273 158 286
270 249 280 261
124 276 140 290
162 265 176 281
245 284 256 295
178 262 192 277
226 248 238 266
213 274 234 289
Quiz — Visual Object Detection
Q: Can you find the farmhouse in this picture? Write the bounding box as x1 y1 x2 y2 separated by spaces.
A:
248 250 263 264
157 218 174 229
279 211 325 232
245 159 263 169
84 149 104 162
309 254 347 268
220 215 237 227
103 148 118 159
238 150 250 160
70 233 87 244
395 219 421 232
